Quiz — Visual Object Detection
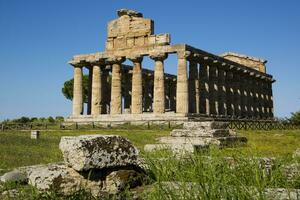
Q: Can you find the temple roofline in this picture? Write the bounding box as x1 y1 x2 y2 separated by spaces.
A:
69 43 274 82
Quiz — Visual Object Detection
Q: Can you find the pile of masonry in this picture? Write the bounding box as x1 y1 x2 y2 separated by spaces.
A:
145 121 247 153
0 135 149 198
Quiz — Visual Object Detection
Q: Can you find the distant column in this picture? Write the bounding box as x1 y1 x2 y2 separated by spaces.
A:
72 65 83 116
188 60 199 113
109 57 125 114
218 66 227 116
87 66 93 115
253 76 260 119
262 80 269 118
267 80 274 118
233 71 241 118
240 72 248 118
226 70 234 117
170 78 177 111
129 55 143 114
143 74 152 112
199 63 210 115
247 76 254 118
209 64 218 116
176 51 190 114
151 53 168 114
102 69 110 114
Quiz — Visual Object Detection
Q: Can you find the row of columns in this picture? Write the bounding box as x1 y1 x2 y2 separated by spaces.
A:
195 60 274 119
71 51 274 119
72 52 180 116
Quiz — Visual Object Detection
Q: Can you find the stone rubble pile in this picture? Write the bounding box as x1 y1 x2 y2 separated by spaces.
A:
0 135 149 198
144 121 247 153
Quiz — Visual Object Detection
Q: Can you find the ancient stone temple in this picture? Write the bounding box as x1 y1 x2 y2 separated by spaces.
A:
67 9 275 123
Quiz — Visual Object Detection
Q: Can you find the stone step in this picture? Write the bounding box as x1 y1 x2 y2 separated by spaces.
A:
144 143 209 153
183 121 228 130
170 129 230 137
158 136 216 145
144 136 247 154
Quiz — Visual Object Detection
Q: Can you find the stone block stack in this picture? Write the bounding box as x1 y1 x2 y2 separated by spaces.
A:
144 121 247 153
0 135 149 198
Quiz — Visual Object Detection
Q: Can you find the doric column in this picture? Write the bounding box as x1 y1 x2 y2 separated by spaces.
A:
129 55 143 114
240 72 248 118
247 76 254 118
87 66 93 115
102 69 110 114
199 63 210 115
232 71 241 118
252 76 260 119
143 74 152 112
170 78 177 111
226 70 234 117
188 59 199 113
176 51 190 114
267 80 274 118
209 64 218 116
91 62 104 116
108 57 125 114
123 72 131 112
151 53 168 114
259 78 266 119
165 78 171 110
218 66 227 116
262 79 269 118
72 65 83 116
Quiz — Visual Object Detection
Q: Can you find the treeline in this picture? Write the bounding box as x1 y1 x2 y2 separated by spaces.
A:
1 116 64 124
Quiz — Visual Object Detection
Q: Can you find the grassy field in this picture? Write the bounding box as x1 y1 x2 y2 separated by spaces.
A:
0 128 299 199
0 128 299 171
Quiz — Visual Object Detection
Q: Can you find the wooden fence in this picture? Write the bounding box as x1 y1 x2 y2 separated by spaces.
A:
0 120 299 131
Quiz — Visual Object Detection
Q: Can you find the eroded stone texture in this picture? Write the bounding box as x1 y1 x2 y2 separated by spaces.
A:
59 135 139 171
0 170 27 183
145 121 247 154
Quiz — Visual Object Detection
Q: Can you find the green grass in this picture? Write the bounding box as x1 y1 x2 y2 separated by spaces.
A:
0 128 299 199
0 129 170 170
0 129 299 171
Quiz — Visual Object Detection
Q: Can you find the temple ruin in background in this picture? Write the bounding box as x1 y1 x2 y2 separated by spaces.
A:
67 9 275 123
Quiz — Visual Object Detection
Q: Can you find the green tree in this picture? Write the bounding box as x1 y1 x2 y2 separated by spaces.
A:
62 75 89 103
55 116 64 122
289 111 300 125
47 116 55 123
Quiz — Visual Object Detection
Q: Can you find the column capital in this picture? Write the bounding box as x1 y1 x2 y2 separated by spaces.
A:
150 52 168 61
107 56 125 64
128 54 143 63
177 51 191 59
89 58 106 66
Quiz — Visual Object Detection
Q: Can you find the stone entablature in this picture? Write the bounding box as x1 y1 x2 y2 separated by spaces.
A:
67 9 275 122
220 52 267 73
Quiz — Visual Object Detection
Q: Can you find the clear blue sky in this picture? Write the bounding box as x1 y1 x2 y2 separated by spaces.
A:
0 0 299 121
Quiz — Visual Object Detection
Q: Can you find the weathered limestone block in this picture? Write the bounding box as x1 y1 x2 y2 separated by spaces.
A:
170 129 230 137
183 121 228 130
31 130 40 139
104 169 146 194
144 143 208 154
0 170 27 183
59 135 139 171
26 163 106 197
